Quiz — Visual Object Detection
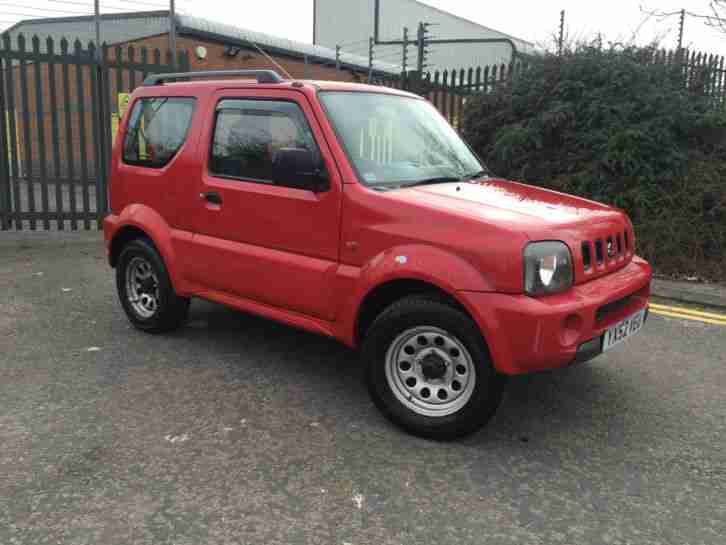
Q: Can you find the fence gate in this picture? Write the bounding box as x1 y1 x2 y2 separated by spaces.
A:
0 34 188 231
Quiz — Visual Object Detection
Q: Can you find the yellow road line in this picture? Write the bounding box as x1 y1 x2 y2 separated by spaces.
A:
650 303 726 321
650 308 726 327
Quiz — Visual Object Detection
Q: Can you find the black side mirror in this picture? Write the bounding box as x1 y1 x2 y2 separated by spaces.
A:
273 148 330 193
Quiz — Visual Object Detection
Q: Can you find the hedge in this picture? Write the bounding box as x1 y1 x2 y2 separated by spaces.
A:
461 44 726 281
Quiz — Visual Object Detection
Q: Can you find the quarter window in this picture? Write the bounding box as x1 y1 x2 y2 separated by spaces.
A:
123 97 196 168
209 99 319 186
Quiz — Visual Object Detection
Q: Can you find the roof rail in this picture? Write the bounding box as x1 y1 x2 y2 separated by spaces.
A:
142 70 284 86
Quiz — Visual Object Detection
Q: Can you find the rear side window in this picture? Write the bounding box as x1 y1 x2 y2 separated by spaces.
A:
209 99 318 184
123 97 196 168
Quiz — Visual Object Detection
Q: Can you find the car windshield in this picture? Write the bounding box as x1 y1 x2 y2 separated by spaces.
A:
319 91 487 188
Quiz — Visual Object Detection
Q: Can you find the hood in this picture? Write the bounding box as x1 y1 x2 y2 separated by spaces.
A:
394 178 634 284
402 179 620 236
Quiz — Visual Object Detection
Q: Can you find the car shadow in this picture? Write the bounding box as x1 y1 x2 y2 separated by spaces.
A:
166 299 643 446
168 299 367 395
465 361 645 449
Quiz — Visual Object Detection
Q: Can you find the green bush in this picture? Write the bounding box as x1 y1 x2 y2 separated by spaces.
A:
461 44 726 280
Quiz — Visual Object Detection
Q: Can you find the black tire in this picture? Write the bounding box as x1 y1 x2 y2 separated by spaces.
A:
116 238 190 333
362 295 504 440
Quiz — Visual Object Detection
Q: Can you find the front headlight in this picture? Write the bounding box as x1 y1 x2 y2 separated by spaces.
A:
524 241 574 296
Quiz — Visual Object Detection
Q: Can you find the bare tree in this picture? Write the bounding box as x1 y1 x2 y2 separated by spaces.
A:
641 3 726 40
707 1 726 33
638 3 726 52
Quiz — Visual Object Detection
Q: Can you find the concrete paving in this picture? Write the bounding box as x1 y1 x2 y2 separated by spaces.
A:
651 277 726 310
1 239 725 545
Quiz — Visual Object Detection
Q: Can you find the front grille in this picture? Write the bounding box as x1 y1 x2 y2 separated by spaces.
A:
581 242 592 270
596 284 648 322
595 240 604 265
581 229 631 272
596 294 633 322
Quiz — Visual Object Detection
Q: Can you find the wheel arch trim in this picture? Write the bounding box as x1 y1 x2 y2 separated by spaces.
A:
336 244 499 353
106 205 185 294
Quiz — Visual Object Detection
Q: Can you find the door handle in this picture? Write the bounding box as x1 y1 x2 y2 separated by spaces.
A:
201 191 223 205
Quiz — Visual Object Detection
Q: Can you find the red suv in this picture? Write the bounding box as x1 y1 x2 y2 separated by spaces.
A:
104 70 652 439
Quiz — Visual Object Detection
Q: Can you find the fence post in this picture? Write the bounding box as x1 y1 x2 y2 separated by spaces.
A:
402 27 409 74
181 49 191 72
100 43 113 220
94 48 109 226
368 37 374 83
32 35 51 230
46 36 64 230
0 46 11 229
417 23 424 72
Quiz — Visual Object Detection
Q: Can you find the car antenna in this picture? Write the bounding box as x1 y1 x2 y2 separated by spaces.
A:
243 37 293 79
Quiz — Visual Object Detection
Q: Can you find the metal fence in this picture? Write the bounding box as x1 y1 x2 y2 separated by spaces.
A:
378 61 526 128
0 34 187 231
5 31 723 232
380 46 726 129
655 48 726 107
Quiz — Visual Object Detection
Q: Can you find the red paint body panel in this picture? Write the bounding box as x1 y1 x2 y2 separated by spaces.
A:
185 88 342 320
104 78 653 375
460 257 652 374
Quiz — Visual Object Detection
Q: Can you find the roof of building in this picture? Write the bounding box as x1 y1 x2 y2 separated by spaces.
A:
0 10 401 75
400 0 534 49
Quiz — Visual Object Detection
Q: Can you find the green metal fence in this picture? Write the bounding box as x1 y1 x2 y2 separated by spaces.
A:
0 34 188 230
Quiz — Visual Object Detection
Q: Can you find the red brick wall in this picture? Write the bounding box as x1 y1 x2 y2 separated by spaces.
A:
118 33 367 83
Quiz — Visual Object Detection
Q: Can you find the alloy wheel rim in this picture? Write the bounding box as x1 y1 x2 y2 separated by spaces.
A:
125 256 160 319
385 326 476 417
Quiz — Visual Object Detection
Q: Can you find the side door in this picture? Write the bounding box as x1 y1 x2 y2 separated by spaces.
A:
185 89 342 321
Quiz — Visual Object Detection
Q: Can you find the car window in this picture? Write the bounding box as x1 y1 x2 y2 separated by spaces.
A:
122 97 196 168
209 99 319 186
319 92 484 188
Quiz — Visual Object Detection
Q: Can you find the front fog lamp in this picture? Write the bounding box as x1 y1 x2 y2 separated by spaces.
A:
524 241 574 296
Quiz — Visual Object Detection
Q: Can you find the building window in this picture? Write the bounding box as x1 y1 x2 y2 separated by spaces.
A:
123 97 196 168
209 99 319 187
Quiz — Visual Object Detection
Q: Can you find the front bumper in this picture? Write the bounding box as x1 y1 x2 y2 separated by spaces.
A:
460 256 652 375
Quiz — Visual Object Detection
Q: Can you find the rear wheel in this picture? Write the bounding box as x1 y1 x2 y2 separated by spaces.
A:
116 238 189 333
363 296 503 440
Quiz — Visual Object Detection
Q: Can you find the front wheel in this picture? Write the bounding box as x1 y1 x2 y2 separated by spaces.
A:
363 296 504 440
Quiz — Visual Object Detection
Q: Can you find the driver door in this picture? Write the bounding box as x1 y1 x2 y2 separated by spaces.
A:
186 89 342 321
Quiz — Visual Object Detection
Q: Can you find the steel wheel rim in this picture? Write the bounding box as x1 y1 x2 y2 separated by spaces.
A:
125 256 160 319
385 326 476 417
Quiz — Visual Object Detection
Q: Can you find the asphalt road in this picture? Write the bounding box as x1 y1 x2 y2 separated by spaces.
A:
1 237 725 545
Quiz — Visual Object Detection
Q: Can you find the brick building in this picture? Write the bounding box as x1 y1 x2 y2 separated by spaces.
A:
2 10 400 81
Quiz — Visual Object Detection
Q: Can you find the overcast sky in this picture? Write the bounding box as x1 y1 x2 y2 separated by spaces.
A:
1 0 725 55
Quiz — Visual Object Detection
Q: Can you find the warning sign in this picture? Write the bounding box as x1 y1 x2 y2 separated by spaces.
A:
112 93 131 144
118 93 131 118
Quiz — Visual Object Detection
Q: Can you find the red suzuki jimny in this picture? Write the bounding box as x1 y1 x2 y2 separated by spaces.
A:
104 70 652 439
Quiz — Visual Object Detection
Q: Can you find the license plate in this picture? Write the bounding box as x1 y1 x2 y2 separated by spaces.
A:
602 309 646 352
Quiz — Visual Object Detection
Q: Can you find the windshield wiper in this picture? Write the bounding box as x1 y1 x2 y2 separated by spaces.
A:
464 169 491 180
399 176 462 188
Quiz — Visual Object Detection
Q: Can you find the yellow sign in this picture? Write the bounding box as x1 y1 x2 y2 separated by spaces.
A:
5 111 22 177
112 93 131 144
118 93 130 118
111 114 120 144
4 114 10 164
